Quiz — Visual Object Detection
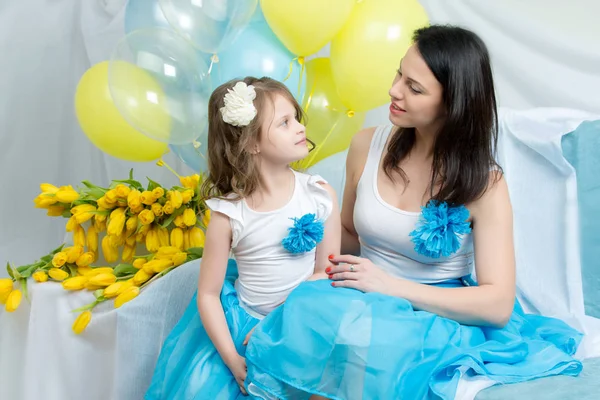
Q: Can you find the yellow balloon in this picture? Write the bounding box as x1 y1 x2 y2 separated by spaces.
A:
331 0 429 112
298 58 365 169
260 0 355 56
75 62 169 162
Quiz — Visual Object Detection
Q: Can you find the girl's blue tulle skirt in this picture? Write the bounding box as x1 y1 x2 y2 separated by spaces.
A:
145 260 583 400
245 278 583 400
145 260 259 400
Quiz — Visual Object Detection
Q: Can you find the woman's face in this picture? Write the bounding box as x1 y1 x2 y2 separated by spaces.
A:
388 45 445 132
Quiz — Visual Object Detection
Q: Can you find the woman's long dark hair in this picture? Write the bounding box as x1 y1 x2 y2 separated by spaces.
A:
383 25 501 206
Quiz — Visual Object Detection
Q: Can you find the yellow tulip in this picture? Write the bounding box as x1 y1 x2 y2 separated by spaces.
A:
172 252 187 266
126 215 138 234
117 279 135 295
189 227 206 248
62 276 89 291
97 195 114 210
73 204 96 224
145 228 160 253
133 269 153 286
87 225 98 253
142 262 156 274
105 189 118 203
157 246 179 256
77 266 93 276
48 268 69 281
76 252 95 267
89 273 117 287
174 214 186 229
170 228 184 250
183 229 190 250
86 267 115 276
66 215 78 232
168 190 183 209
47 205 65 217
153 258 174 273
133 258 146 270
115 184 131 198
183 208 197 227
72 311 92 335
52 251 68 267
127 190 142 209
202 210 211 228
114 286 140 308
180 174 200 189
66 245 84 264
152 187 165 200
0 278 13 293
107 207 127 236
103 281 126 298
140 191 155 205
157 227 170 247
122 244 135 262
181 189 194 204
151 203 164 217
5 290 22 312
101 236 119 263
32 271 48 282
109 232 126 248
85 283 105 290
138 209 155 225
73 225 86 248
33 194 57 208
40 183 59 194
163 201 175 215
55 186 79 203
125 235 136 247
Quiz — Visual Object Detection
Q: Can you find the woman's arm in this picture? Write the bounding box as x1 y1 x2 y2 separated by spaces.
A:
196 211 241 367
340 128 375 255
331 173 516 328
312 183 341 279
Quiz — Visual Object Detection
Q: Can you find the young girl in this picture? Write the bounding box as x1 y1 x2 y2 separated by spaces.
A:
145 77 340 399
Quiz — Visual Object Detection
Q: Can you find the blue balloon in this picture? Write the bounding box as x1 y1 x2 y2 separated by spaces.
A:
169 127 209 174
210 9 306 101
125 0 171 33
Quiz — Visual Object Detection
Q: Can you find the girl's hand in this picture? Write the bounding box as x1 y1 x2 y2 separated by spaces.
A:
226 354 248 395
327 255 396 296
307 271 329 281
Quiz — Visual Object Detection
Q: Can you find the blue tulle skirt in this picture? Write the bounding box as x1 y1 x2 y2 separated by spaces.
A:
145 261 259 400
245 278 583 400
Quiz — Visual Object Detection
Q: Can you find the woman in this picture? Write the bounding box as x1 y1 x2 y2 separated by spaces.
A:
244 25 583 400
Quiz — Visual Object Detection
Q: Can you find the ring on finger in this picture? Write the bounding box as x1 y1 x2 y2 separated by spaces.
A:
350 265 355 272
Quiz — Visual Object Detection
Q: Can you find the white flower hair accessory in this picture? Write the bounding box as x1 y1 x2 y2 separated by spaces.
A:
220 82 257 127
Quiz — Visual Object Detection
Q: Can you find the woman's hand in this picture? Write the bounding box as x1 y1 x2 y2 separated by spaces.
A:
226 354 248 395
326 255 396 296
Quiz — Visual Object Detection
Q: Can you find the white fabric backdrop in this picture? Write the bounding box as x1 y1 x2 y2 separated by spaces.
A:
1 0 600 275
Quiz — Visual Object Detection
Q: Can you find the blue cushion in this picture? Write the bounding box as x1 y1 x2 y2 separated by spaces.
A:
562 120 600 318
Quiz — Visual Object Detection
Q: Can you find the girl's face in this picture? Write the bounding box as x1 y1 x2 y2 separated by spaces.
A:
388 45 445 133
255 93 308 165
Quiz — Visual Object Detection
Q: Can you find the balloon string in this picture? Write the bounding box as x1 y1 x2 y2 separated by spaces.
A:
297 57 305 97
156 159 182 178
283 56 305 82
303 115 342 168
208 54 219 75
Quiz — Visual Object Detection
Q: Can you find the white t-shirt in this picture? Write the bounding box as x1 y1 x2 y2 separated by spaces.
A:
205 170 333 318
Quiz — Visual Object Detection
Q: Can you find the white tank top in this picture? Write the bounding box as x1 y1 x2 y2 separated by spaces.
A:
353 126 474 283
205 170 332 318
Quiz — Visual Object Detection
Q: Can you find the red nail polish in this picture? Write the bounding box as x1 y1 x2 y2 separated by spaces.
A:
331 282 336 287
328 254 334 260
328 274 333 279
325 267 331 273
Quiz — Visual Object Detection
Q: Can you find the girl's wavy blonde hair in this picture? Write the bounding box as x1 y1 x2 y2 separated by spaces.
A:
200 77 311 201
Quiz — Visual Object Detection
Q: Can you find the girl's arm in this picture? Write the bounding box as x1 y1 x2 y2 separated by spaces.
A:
311 183 341 280
197 211 241 368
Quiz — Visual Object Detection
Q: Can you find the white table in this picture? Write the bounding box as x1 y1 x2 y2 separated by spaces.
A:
0 260 200 400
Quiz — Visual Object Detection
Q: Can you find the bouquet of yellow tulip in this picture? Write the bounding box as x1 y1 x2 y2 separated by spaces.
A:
3 163 210 334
